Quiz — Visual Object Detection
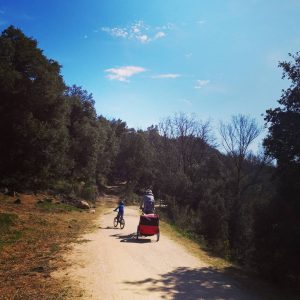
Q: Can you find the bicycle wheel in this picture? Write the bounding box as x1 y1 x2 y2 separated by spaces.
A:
120 218 125 229
156 231 160 242
113 217 118 227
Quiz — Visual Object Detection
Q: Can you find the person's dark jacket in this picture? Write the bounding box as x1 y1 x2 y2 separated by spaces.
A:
140 191 155 214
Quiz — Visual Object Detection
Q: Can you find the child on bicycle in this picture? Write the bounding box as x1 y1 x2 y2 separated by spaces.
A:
114 200 125 221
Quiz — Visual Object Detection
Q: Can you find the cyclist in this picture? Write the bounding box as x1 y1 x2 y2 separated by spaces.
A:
140 189 155 214
114 200 125 222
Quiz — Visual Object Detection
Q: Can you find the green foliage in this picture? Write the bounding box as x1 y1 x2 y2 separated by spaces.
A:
50 180 74 195
0 26 123 198
257 52 300 286
264 52 300 166
97 117 125 186
66 85 100 182
80 183 98 201
0 212 21 250
112 130 155 187
0 26 69 189
0 230 23 250
0 212 18 233
119 185 140 204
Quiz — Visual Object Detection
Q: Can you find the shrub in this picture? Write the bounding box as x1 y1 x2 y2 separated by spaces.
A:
0 213 18 233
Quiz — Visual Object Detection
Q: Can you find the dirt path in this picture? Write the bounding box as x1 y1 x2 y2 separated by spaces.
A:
53 206 260 299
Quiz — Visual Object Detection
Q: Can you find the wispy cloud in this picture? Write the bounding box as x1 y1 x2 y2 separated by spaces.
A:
185 53 192 59
136 34 150 43
181 98 192 106
197 20 206 25
195 80 210 89
102 27 128 38
152 73 180 79
155 23 175 30
105 66 146 82
153 31 165 40
102 20 169 44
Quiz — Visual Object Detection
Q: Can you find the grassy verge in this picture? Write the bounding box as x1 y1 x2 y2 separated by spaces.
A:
158 216 299 300
0 193 102 300
159 220 232 269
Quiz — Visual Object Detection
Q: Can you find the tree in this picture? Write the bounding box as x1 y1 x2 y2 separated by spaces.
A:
219 115 261 256
96 117 127 187
220 114 261 197
0 26 68 189
113 130 154 188
259 52 300 285
65 85 100 182
159 112 212 176
264 52 300 165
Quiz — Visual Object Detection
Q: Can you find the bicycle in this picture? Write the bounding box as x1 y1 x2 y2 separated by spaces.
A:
113 213 125 229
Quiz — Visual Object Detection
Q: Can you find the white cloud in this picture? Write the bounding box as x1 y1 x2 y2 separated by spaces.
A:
156 23 175 30
102 20 169 43
197 20 206 25
195 80 210 89
102 27 128 38
152 73 180 79
105 66 146 82
153 31 165 40
136 34 150 43
185 53 192 59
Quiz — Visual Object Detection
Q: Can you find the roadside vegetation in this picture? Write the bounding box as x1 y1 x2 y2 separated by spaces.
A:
0 193 101 299
0 25 299 295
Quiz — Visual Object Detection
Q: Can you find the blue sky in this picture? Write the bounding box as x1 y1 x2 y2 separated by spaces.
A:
1 0 300 149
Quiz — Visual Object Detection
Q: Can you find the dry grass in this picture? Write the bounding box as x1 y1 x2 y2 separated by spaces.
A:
159 220 232 270
0 193 103 300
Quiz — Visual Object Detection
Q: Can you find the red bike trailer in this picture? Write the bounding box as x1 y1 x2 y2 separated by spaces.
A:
136 213 160 242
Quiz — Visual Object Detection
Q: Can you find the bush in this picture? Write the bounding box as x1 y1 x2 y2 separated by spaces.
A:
50 180 74 195
119 184 140 204
80 183 98 201
0 213 18 233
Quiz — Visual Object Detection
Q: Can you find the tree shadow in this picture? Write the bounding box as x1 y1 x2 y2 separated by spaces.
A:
123 266 259 300
110 232 152 243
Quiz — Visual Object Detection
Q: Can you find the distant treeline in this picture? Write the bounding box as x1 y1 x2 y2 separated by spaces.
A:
0 26 299 289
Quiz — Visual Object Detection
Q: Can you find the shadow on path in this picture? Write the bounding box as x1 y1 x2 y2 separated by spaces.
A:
123 266 259 300
110 232 152 243
99 226 120 230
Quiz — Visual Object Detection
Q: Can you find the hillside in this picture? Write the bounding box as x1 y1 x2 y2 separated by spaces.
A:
0 192 100 299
